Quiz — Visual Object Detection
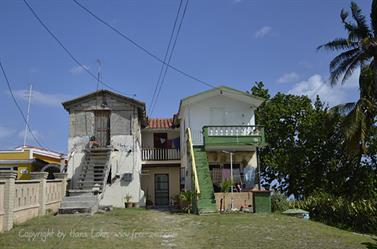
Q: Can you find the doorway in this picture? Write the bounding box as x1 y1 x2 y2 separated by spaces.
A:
154 133 168 149
155 174 169 206
94 111 110 147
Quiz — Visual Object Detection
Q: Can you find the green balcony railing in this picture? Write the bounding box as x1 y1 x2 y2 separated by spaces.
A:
203 125 266 148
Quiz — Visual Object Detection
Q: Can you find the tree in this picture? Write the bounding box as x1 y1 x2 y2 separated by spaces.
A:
249 81 270 99
318 1 377 158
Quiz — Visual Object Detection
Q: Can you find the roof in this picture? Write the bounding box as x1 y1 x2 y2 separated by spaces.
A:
178 85 265 117
146 118 174 129
62 89 145 111
181 85 265 103
14 145 65 158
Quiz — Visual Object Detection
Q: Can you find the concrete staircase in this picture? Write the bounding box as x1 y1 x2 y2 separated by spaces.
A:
59 147 111 215
193 146 217 214
77 147 111 192
59 190 99 214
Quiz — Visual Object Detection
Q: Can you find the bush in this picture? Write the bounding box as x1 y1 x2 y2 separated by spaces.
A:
290 191 377 234
271 192 290 212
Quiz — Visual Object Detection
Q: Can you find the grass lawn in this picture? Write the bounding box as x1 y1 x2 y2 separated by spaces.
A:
0 209 376 249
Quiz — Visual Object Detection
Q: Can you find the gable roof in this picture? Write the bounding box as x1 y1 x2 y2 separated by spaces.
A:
146 118 174 129
178 86 265 117
62 89 145 111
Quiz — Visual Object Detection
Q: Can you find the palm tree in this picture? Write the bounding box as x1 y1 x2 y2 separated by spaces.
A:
318 1 377 86
319 1 377 157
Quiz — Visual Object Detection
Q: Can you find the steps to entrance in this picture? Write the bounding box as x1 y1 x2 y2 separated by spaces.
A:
193 146 217 214
76 147 111 191
59 190 99 215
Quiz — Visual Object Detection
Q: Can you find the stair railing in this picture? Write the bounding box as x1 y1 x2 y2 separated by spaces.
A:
186 128 200 195
99 150 112 195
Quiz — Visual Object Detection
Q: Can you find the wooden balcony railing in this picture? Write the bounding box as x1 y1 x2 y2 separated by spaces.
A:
141 148 180 161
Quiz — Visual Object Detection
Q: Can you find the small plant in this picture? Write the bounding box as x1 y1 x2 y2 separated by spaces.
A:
271 192 289 212
180 190 198 214
220 179 232 212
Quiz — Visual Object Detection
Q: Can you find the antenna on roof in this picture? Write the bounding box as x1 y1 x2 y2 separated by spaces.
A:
23 84 33 148
96 59 102 91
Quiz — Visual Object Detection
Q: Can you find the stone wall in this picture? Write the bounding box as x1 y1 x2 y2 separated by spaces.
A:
0 171 67 232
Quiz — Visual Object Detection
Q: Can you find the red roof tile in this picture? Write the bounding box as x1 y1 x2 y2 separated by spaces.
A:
147 118 174 129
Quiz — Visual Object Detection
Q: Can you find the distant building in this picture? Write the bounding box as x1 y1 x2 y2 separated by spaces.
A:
0 146 65 180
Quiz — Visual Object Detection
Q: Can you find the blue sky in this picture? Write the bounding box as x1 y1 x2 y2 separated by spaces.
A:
0 0 371 153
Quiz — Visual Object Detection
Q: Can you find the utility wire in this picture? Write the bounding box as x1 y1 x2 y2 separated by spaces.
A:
149 0 183 116
72 0 216 89
150 0 189 116
0 60 45 148
22 0 135 97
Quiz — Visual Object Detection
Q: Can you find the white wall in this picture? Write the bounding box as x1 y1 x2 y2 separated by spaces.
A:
182 95 256 145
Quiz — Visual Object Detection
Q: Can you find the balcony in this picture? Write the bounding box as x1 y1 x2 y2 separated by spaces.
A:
203 126 266 150
141 148 180 161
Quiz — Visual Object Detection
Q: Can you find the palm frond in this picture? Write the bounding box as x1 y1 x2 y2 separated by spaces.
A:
371 0 377 36
350 2 371 38
329 48 360 72
317 38 357 51
341 8 349 22
330 52 362 85
330 102 357 115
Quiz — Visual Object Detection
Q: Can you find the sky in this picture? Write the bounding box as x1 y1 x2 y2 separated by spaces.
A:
0 0 372 153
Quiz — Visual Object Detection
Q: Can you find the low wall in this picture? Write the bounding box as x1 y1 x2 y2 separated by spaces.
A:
13 180 40 224
214 192 253 211
0 171 67 232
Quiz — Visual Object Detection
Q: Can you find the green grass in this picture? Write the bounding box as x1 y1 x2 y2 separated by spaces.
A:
0 209 376 249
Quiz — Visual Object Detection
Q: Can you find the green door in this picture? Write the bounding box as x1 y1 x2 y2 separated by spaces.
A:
155 174 169 206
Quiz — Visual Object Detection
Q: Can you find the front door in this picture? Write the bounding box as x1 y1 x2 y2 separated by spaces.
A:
155 174 169 206
95 111 110 147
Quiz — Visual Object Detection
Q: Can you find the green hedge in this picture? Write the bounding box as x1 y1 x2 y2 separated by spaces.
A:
271 192 290 212
291 192 377 234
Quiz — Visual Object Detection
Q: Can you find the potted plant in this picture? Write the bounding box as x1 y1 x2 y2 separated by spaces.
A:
124 194 132 208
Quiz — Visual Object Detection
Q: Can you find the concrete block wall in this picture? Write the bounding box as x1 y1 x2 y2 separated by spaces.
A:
0 171 67 232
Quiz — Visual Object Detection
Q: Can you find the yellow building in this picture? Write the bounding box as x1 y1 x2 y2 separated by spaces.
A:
0 146 66 180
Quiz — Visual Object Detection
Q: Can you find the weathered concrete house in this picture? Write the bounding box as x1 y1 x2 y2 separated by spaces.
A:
62 90 146 208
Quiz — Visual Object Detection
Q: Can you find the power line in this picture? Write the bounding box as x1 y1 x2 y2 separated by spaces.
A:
72 0 216 89
149 0 184 116
0 60 45 148
22 0 135 97
150 0 189 116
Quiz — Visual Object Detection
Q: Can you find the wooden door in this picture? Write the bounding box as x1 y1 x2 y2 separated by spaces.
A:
95 111 110 147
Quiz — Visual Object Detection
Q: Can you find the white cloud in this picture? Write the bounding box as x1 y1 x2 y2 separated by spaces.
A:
288 74 359 107
254 26 272 38
277 72 299 83
12 89 70 107
0 126 16 139
69 65 89 75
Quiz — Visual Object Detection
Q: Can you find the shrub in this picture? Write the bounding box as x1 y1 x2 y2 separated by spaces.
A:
271 192 290 212
290 191 377 234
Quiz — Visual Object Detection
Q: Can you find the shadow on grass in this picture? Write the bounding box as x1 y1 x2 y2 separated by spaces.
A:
362 238 377 249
